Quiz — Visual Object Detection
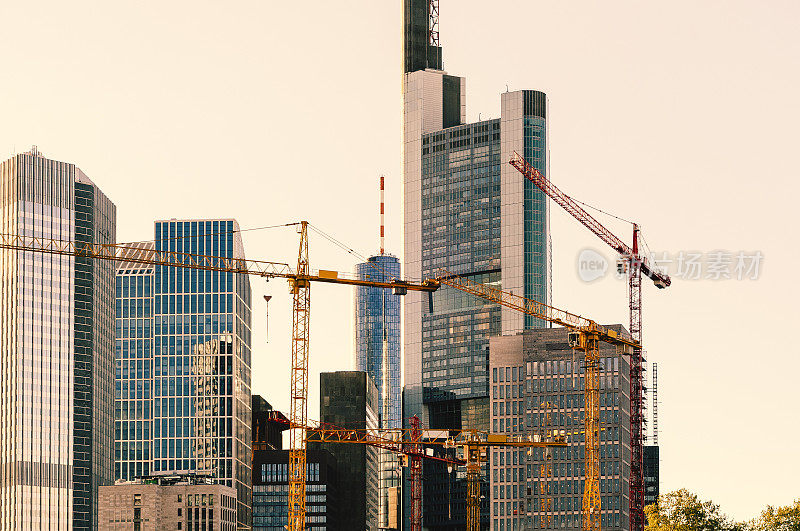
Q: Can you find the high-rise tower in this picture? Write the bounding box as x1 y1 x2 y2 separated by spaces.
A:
354 175 403 528
0 148 116 530
354 254 402 528
402 4 551 529
114 219 253 528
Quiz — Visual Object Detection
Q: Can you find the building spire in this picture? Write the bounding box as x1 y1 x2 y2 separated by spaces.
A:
380 175 385 255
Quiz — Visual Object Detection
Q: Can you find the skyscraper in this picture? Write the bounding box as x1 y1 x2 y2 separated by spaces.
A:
354 253 402 528
489 327 632 530
114 219 253 528
0 147 116 530
402 4 551 528
313 371 379 530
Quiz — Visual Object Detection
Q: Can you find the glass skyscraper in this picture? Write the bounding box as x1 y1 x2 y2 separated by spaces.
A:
0 147 116 530
402 5 551 529
114 219 253 528
354 253 402 528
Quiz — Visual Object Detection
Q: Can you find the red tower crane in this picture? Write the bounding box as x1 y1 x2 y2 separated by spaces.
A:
509 152 671 531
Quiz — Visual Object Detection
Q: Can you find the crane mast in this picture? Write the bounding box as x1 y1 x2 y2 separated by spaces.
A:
434 268 637 531
508 152 670 531
287 222 311 530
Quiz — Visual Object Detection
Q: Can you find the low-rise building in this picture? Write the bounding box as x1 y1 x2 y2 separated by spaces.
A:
98 474 237 531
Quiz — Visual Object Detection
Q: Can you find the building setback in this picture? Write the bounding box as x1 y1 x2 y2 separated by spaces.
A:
114 219 253 528
312 371 380 530
98 475 237 530
489 327 632 531
354 253 402 528
0 147 116 530
402 3 551 528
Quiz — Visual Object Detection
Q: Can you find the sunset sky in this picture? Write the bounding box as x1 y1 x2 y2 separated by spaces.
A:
1 0 797 520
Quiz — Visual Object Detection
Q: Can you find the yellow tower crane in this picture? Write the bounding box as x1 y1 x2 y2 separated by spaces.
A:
298 419 567 531
0 222 439 531
434 269 639 531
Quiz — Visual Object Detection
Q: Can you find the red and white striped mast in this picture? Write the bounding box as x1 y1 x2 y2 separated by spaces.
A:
380 175 385 256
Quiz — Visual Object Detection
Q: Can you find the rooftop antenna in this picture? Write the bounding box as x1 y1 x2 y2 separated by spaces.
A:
380 175 385 255
428 0 440 48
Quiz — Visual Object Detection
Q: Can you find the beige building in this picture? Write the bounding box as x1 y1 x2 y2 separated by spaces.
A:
99 476 237 531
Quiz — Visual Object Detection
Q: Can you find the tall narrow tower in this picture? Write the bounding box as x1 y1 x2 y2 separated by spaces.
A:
354 177 402 528
402 3 552 529
0 148 117 530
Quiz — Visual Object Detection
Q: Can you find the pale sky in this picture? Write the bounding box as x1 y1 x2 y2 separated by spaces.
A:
1 0 798 521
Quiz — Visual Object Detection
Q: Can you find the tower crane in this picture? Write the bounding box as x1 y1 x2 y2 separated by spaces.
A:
0 222 439 531
298 415 567 531
508 152 671 531
434 268 639 531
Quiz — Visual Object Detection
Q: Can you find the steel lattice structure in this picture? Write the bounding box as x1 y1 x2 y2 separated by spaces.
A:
508 152 670 531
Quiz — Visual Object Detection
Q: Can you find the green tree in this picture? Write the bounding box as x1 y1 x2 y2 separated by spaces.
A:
645 489 740 531
746 499 800 531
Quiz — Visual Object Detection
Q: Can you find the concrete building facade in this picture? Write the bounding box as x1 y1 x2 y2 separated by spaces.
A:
98 475 237 530
489 327 632 531
0 147 116 530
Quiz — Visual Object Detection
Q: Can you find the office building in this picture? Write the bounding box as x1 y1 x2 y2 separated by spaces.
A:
98 474 237 530
314 371 380 530
489 327 632 531
402 2 551 528
643 446 659 507
252 447 337 531
354 253 402 528
114 219 253 528
0 147 116 529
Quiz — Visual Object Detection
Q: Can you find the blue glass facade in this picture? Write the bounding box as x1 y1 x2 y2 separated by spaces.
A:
354 254 402 429
420 119 503 404
353 258 402 529
114 258 153 483
522 91 550 328
114 219 253 528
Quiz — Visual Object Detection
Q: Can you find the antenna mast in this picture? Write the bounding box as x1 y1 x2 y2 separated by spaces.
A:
380 175 385 255
428 0 440 47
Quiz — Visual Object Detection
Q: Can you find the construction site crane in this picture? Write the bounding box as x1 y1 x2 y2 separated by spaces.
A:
299 415 567 531
509 152 671 531
0 222 440 531
434 268 639 531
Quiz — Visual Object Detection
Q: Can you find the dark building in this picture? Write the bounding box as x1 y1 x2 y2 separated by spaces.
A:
252 395 286 451
489 327 633 531
643 446 659 507
313 371 380 530
252 447 337 531
403 0 442 73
